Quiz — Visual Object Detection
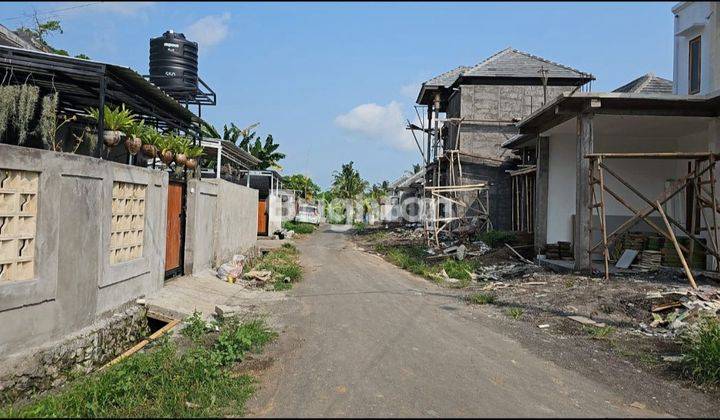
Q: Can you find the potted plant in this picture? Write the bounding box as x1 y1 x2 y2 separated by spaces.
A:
157 134 175 165
86 104 135 147
185 146 204 170
173 136 191 166
123 120 145 155
140 127 159 158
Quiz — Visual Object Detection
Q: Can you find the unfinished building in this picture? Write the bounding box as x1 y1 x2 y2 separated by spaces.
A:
413 48 593 241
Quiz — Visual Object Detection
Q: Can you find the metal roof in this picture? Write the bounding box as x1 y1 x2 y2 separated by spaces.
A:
0 45 202 134
613 73 673 94
461 47 594 81
200 138 261 169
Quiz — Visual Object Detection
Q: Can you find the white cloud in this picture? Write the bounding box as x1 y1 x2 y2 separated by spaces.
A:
334 101 423 152
400 83 420 100
185 13 231 49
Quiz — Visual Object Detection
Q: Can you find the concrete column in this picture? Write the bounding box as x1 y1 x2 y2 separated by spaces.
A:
534 136 549 253
574 113 593 271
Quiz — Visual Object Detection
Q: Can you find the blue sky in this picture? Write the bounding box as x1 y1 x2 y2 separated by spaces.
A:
2 2 674 188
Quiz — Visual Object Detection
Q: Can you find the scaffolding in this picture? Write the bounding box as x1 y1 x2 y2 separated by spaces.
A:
587 152 720 287
423 117 491 247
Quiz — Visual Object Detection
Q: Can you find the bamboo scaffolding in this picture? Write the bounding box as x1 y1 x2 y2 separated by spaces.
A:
586 152 720 283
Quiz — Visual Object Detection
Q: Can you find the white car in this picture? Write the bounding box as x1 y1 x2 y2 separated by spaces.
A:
295 204 320 225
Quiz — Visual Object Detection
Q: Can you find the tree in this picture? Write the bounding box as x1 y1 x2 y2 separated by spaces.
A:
284 174 320 199
412 163 423 173
249 134 285 170
331 161 368 199
16 17 90 59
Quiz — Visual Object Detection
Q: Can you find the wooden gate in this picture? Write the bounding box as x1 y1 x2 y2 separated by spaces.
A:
165 181 185 277
258 199 268 236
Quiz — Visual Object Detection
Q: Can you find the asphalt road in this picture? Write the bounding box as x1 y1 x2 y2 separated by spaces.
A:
247 226 664 418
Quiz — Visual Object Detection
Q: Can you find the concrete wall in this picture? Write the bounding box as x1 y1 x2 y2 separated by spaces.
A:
268 193 283 234
0 144 167 356
673 1 720 95
184 178 258 274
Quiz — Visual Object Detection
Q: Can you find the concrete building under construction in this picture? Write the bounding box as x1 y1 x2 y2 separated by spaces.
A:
413 48 593 237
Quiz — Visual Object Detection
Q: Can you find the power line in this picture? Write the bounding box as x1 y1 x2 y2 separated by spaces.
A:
0 2 101 24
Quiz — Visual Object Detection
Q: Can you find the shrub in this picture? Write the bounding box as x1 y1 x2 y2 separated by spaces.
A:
282 220 316 234
681 316 720 385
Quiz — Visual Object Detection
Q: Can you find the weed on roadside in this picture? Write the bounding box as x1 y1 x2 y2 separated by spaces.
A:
282 221 316 235
468 293 495 305
584 325 616 339
248 244 303 290
180 310 207 342
1 317 277 418
506 307 524 320
680 316 720 386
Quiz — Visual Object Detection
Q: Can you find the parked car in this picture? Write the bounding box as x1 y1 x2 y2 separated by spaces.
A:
295 204 320 225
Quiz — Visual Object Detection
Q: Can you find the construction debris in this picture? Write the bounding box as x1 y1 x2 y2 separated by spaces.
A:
640 286 720 336
567 315 607 328
244 270 273 282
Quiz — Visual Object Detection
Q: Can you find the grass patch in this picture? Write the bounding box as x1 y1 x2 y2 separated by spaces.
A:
584 325 616 339
282 220 316 235
2 316 276 418
468 293 495 305
442 260 474 281
247 243 303 290
352 221 366 232
506 307 524 320
180 310 207 342
681 316 720 386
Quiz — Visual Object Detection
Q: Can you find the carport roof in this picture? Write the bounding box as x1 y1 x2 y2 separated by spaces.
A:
502 90 720 149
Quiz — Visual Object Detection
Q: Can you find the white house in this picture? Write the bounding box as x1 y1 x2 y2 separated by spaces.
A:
673 1 720 95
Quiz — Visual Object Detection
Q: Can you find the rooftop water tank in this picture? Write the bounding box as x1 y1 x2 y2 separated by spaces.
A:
149 30 198 94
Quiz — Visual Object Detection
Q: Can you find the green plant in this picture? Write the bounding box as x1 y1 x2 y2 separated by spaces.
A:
123 119 146 139
186 145 204 159
584 325 615 339
282 221 315 234
681 316 720 385
14 84 40 144
479 230 517 248
442 260 474 281
0 85 19 141
181 310 207 342
468 293 495 305
36 92 58 148
506 307 524 319
86 104 136 131
1 317 278 417
331 161 368 200
352 221 366 232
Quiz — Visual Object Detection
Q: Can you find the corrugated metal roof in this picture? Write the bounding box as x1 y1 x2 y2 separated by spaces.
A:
462 47 594 80
613 73 673 94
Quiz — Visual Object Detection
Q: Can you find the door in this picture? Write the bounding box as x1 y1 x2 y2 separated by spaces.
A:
165 182 184 276
258 199 268 236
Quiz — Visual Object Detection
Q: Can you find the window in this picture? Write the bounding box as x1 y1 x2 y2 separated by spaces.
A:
689 36 701 94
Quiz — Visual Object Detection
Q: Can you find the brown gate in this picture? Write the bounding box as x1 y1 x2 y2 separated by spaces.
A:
258 199 268 236
165 181 185 277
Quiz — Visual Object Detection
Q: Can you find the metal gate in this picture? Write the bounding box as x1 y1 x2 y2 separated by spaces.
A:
165 181 185 278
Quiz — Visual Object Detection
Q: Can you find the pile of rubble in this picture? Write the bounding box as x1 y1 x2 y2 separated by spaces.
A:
271 228 295 240
639 286 720 337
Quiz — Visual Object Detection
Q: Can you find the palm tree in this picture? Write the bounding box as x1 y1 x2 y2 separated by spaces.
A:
331 161 368 199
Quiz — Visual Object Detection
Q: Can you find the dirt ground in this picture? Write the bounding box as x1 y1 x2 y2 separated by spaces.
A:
351 225 720 415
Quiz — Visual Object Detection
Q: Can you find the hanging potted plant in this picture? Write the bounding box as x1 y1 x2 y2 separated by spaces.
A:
123 120 145 155
173 136 191 166
86 104 135 147
140 127 159 158
185 146 204 170
157 134 175 165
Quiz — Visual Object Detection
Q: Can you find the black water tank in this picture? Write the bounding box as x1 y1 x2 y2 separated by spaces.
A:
149 30 198 94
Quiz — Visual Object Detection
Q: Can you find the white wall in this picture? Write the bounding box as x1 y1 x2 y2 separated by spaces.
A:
545 114 715 244
673 1 720 94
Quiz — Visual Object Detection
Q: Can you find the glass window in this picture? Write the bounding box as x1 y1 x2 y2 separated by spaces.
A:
689 36 701 94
